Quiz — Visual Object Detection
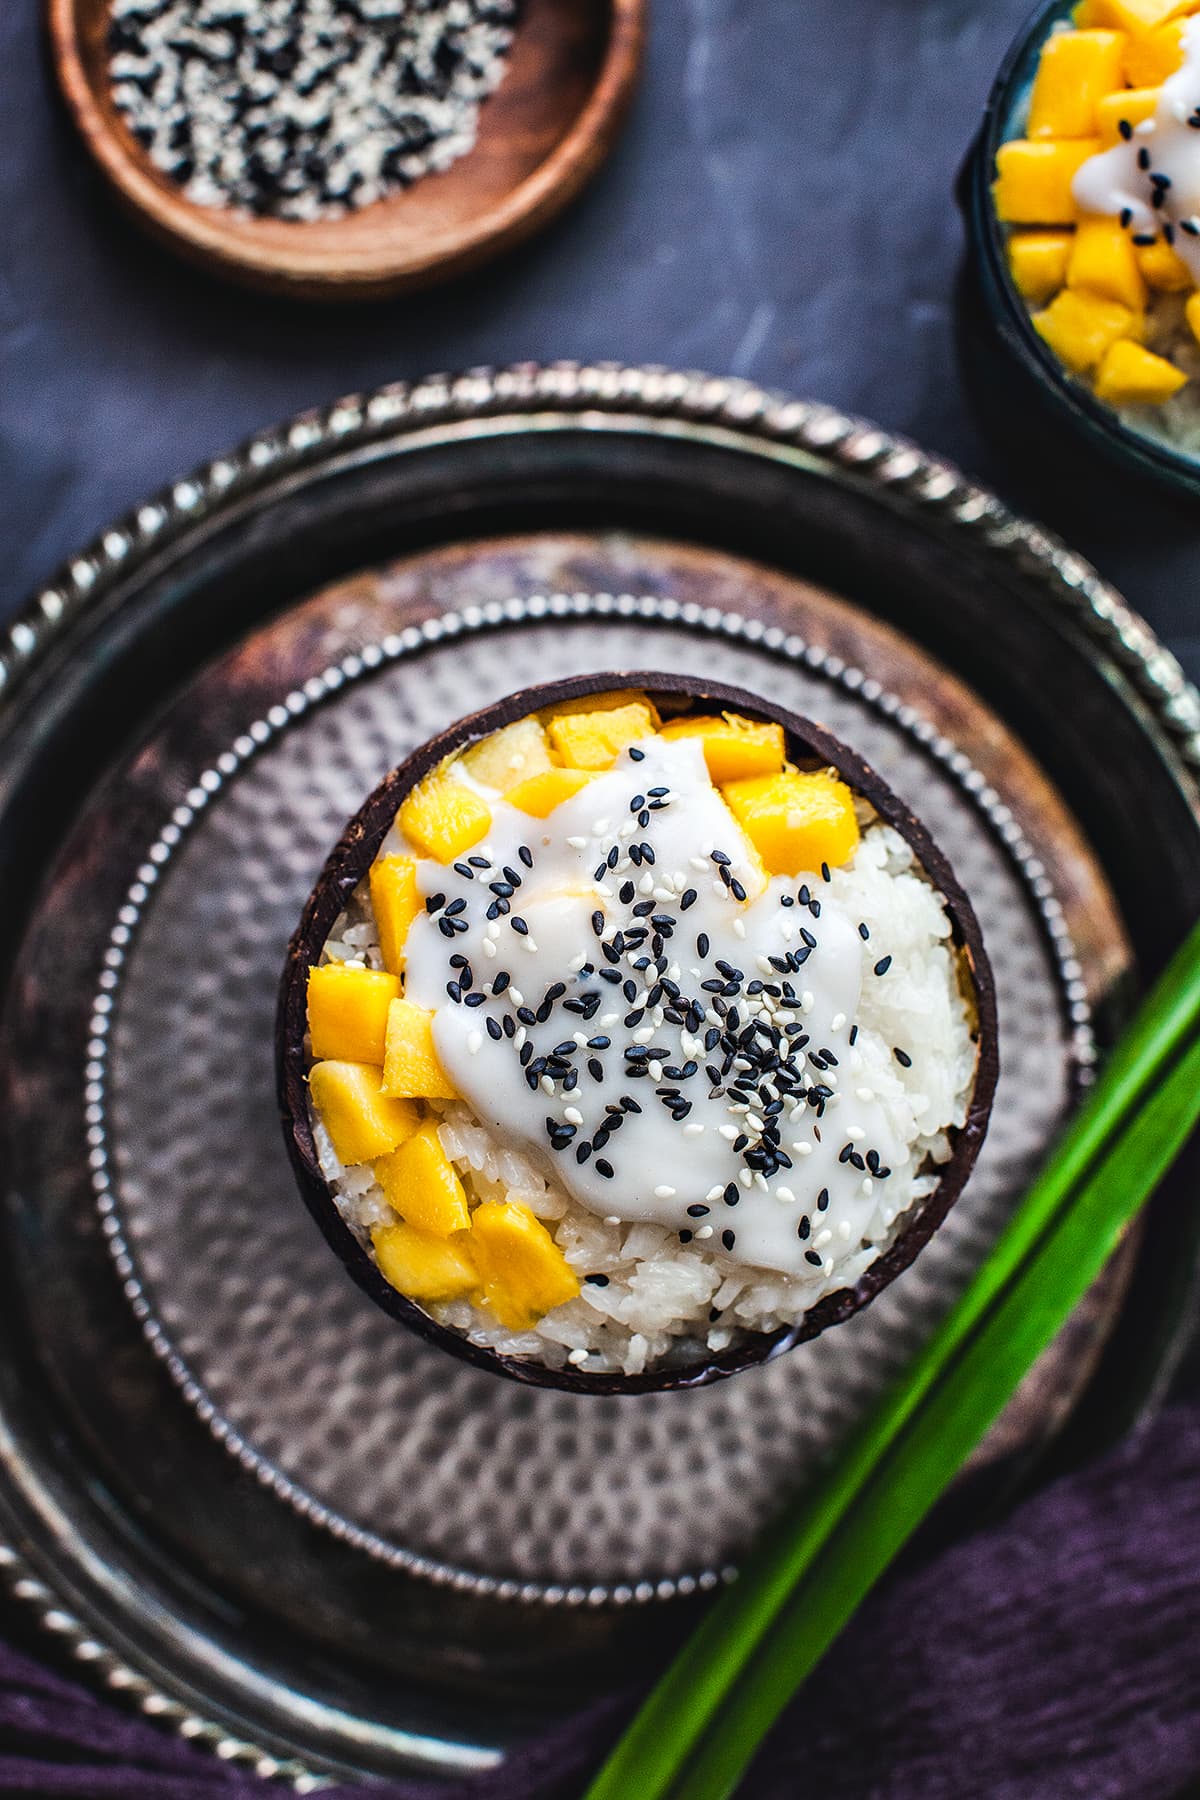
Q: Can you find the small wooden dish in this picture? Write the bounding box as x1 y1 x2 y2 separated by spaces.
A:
47 0 644 299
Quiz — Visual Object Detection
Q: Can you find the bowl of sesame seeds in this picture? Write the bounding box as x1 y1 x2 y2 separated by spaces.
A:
278 670 997 1394
48 0 644 298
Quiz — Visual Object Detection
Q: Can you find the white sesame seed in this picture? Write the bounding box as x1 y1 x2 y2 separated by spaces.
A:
509 989 524 1007
706 1185 724 1201
794 1141 813 1156
564 1106 583 1126
776 1186 796 1203
648 1060 664 1081
514 1026 527 1049
831 1012 846 1031
847 1126 866 1142
566 835 588 849
482 939 496 957
732 917 746 939
861 1176 874 1195
467 1032 482 1054
568 1348 589 1364
654 1184 676 1199
839 1219 853 1238
856 1086 874 1102
684 1121 705 1136
696 1225 714 1239
540 1075 555 1095
718 1124 739 1141
591 819 611 836
815 1228 832 1248
568 953 587 972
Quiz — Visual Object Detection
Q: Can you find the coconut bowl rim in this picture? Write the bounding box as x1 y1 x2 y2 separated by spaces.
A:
277 669 998 1396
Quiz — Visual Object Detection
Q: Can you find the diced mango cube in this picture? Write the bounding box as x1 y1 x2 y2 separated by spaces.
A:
1134 235 1193 289
993 138 1100 224
307 963 401 1064
382 998 460 1099
1122 17 1185 82
658 713 786 782
544 687 661 725
462 718 554 793
308 1061 421 1165
1007 230 1074 301
1080 0 1185 28
369 855 421 975
398 768 491 863
721 771 860 876
373 1122 470 1236
1032 286 1141 371
1093 337 1188 403
547 702 657 770
1186 289 1200 342
1067 214 1147 308
504 767 598 817
371 1220 478 1303
469 1201 581 1329
1028 30 1128 138
1096 85 1161 144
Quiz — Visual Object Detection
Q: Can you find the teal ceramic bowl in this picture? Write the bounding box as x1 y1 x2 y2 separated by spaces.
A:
960 0 1200 503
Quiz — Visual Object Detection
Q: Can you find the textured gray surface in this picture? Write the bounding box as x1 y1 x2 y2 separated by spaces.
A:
103 611 1073 1592
1 0 1196 685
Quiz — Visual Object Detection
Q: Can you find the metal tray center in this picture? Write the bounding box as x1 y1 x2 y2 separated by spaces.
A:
97 599 1084 1600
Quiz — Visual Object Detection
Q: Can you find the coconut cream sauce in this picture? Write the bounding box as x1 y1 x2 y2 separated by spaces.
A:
397 737 906 1280
1073 17 1200 283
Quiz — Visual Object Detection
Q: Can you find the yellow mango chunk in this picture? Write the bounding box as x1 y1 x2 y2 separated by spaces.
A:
547 702 656 771
1123 17 1185 82
309 1061 421 1165
658 713 786 782
1186 289 1200 341
382 998 460 1099
469 1201 581 1330
369 855 421 975
1032 286 1141 371
373 1122 470 1236
1080 0 1189 27
505 767 597 817
1067 215 1147 308
462 717 554 793
993 138 1100 224
1028 30 1127 137
371 1220 478 1303
721 771 860 877
1096 85 1161 143
307 963 401 1064
545 687 661 725
1134 235 1193 289
398 768 490 863
1007 229 1074 301
1093 336 1188 402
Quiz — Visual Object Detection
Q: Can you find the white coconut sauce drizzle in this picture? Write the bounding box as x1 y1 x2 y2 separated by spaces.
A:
397 737 912 1281
1072 16 1200 282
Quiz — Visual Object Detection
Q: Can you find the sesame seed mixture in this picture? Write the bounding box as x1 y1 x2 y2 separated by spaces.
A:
310 720 977 1373
107 0 518 221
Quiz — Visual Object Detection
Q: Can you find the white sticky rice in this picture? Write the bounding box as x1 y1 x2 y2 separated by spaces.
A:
310 822 978 1377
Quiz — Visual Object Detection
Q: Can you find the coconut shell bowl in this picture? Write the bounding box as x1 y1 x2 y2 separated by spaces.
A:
278 670 998 1396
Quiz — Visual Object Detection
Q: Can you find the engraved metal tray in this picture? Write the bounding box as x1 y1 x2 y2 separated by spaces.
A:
2 365 1199 1787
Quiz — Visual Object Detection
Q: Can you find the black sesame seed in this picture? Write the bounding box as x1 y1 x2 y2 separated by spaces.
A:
591 910 605 936
453 862 474 879
511 917 530 936
629 746 646 761
444 897 466 916
805 1249 823 1267
873 955 892 976
586 1273 610 1286
723 1182 740 1206
492 971 510 993
858 922 870 940
679 1228 693 1243
486 1018 503 1041
595 1158 614 1179
697 932 710 958
817 1187 830 1211
721 1228 736 1251
893 1045 912 1068
518 845 534 867
687 1204 710 1217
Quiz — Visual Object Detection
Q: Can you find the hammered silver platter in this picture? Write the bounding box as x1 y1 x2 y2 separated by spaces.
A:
1 365 1199 1788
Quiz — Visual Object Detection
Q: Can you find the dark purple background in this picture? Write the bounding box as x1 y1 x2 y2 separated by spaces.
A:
2 0 1200 1792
